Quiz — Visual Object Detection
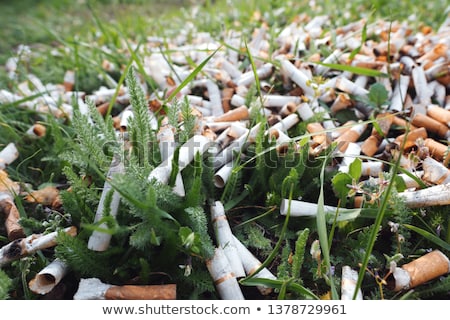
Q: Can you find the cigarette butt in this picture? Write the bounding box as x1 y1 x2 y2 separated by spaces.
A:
213 105 249 122
206 247 245 300
393 250 450 291
427 104 450 127
330 93 353 113
394 127 428 149
341 266 363 300
411 113 449 138
361 135 381 156
112 116 121 129
334 122 367 151
280 102 298 117
221 87 235 113
392 116 416 131
423 138 450 165
104 284 177 300
26 123 47 138
63 70 75 92
0 170 20 196
306 122 327 146
361 161 384 177
331 120 356 140
375 112 394 135
0 143 19 170
354 196 364 208
29 259 69 295
422 157 450 184
417 43 448 64
202 128 217 141
0 195 25 240
96 102 110 116
24 186 62 208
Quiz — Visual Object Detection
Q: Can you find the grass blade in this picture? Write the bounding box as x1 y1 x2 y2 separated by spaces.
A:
166 46 221 102
317 155 339 299
312 62 389 77
241 277 319 300
403 224 450 252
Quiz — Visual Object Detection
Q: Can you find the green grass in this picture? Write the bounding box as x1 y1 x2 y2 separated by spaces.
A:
0 0 449 300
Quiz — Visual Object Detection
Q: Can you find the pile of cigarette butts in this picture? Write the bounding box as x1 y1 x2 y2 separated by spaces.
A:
1 9 450 299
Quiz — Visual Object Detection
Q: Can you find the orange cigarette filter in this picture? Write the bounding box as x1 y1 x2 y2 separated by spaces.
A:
24 186 62 209
221 87 235 113
361 135 380 156
214 105 249 122
374 112 394 135
394 127 428 150
427 105 450 126
353 196 364 208
423 138 450 165
334 123 367 151
31 124 47 137
361 113 394 156
280 102 298 117
96 102 110 116
0 197 25 240
202 128 217 141
402 250 450 289
417 43 448 64
306 122 327 146
330 93 353 113
104 284 177 300
411 113 449 138
391 116 416 131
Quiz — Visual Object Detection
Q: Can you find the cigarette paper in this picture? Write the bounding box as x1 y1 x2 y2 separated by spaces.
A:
399 183 450 208
279 58 315 99
148 135 212 184
390 75 410 112
296 102 315 121
214 161 233 188
29 258 69 295
88 158 124 251
158 123 185 196
422 157 450 184
341 266 363 300
211 201 245 278
269 113 299 133
213 128 249 169
232 235 276 295
206 247 245 300
0 143 19 170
